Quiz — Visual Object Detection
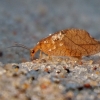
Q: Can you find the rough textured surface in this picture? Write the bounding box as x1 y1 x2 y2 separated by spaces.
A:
1 0 100 100
1 54 100 100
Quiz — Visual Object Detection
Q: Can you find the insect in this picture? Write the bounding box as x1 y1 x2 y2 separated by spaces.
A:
12 29 100 60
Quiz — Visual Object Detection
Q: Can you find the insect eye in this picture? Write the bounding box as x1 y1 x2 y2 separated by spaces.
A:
31 50 35 53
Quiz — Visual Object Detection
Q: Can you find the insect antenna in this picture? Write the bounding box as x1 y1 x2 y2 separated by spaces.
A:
7 43 30 51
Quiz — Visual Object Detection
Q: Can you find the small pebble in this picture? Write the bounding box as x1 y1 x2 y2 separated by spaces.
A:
0 51 3 57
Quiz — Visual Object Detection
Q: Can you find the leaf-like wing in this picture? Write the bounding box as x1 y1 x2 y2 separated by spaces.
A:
62 29 100 57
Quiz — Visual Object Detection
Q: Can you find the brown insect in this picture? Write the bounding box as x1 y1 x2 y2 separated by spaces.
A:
12 29 100 60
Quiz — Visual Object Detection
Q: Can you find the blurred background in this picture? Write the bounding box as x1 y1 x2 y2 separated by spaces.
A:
0 0 100 63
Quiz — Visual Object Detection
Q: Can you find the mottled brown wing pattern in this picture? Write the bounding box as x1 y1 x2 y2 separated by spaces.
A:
30 28 100 59
39 35 68 56
61 29 100 57
63 29 98 44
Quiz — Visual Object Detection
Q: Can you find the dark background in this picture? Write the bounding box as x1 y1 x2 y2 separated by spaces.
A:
0 0 100 63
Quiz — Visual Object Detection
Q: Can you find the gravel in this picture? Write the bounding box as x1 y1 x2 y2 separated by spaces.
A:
0 55 100 100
